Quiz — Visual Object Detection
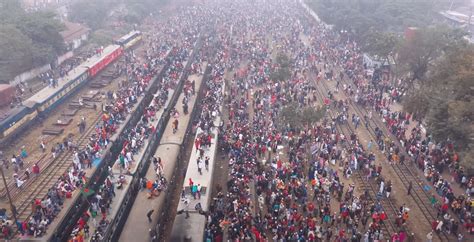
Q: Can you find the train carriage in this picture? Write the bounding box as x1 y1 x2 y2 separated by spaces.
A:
115 31 143 50
28 67 89 113
0 31 145 145
86 45 123 77
0 106 36 139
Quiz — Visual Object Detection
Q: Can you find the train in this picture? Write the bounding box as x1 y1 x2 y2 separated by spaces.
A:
0 31 142 144
115 30 143 49
118 63 211 242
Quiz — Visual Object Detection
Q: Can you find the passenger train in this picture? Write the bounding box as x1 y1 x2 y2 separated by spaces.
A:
0 31 142 144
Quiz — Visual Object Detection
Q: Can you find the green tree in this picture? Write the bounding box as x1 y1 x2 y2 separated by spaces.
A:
270 52 291 82
17 11 65 57
306 0 440 42
279 103 326 129
0 25 35 82
0 0 64 81
361 31 400 61
397 27 467 83
404 46 474 172
69 0 111 30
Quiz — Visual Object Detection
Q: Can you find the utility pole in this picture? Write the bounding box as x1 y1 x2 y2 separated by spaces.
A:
468 4 472 32
0 165 18 225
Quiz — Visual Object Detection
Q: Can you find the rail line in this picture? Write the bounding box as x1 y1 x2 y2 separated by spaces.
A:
306 66 400 239
13 112 102 222
300 5 452 239
324 58 451 241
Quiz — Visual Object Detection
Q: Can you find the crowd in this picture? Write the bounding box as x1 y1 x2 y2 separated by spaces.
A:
12 27 175 240
198 0 472 241
2 0 472 240
305 10 474 235
64 6 205 241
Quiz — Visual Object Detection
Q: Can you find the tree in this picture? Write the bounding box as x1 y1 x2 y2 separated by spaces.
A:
397 27 467 83
0 0 64 81
361 31 400 61
307 0 439 38
270 52 291 82
0 25 35 82
279 103 326 129
69 0 111 30
404 46 474 172
17 11 65 60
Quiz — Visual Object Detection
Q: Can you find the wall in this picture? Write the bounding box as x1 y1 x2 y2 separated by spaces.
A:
57 51 74 66
10 51 74 85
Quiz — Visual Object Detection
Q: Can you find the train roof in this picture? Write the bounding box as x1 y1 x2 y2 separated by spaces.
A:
81 45 122 70
23 100 37 109
26 45 121 105
117 31 141 42
27 66 88 104
0 106 29 128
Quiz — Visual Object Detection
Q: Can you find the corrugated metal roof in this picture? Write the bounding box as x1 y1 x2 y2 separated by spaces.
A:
60 21 91 43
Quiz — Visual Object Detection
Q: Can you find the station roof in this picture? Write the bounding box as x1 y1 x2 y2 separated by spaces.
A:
60 21 91 43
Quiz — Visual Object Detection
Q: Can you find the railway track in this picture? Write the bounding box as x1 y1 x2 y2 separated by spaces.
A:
13 112 102 222
323 57 451 241
307 65 402 239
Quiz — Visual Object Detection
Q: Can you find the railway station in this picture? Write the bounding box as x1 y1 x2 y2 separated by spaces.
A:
0 0 473 241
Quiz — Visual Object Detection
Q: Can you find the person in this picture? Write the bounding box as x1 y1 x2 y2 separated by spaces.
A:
197 160 203 175
407 181 412 195
196 184 201 199
172 119 179 133
430 194 437 207
78 117 86 133
40 140 46 153
147 209 154 223
426 231 433 242
32 163 40 176
14 174 24 188
379 180 385 195
386 184 392 198
21 146 28 158
24 169 30 179
204 156 209 171
184 197 190 218
183 102 188 115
